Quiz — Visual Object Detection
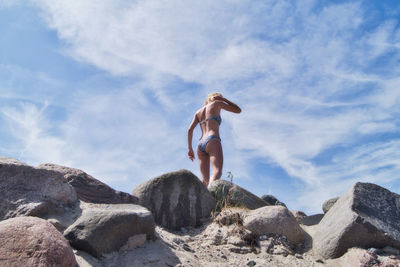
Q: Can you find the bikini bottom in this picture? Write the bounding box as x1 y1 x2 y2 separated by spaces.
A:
197 135 221 153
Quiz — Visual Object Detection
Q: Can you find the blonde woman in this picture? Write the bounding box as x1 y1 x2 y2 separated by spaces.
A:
187 93 241 187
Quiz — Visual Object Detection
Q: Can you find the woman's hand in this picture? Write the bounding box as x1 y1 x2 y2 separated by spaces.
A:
188 148 195 161
212 95 224 102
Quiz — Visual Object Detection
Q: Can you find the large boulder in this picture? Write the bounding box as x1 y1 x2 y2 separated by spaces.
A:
0 216 77 267
298 213 324 226
208 179 269 210
261 194 287 207
64 203 155 257
243 206 305 244
322 197 339 213
132 169 216 230
290 210 307 222
313 182 400 259
38 163 138 204
0 157 77 220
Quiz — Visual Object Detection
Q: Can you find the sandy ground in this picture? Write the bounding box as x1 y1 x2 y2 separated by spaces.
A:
74 216 324 267
75 221 400 267
51 204 399 267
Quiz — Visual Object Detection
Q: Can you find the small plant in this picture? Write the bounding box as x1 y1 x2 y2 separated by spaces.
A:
211 171 236 218
225 171 234 207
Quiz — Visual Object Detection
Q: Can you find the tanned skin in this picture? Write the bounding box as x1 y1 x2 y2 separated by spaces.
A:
187 95 241 186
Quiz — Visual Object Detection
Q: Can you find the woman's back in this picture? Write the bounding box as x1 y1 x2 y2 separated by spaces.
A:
196 102 221 138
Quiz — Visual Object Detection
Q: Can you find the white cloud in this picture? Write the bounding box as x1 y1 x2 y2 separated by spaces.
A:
1 102 67 163
2 0 399 213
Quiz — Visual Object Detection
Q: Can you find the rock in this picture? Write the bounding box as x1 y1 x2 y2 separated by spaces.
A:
260 234 296 256
328 248 380 267
298 213 324 226
247 260 256 266
313 182 400 259
132 169 216 230
64 203 155 257
120 234 147 251
261 194 287 207
47 218 65 232
322 197 339 213
291 210 307 221
0 157 77 220
0 216 77 267
383 246 400 255
208 179 269 210
229 247 253 254
243 206 305 244
368 247 382 255
38 163 138 204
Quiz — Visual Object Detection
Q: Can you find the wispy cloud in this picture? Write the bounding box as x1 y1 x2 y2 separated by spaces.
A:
1 0 400 213
1 101 67 163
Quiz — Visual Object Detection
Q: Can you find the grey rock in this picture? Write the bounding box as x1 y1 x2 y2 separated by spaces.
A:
261 194 287 207
291 210 307 222
0 157 77 220
247 260 256 266
182 243 195 253
260 234 296 256
299 213 324 226
243 206 305 244
64 203 155 257
295 253 303 259
383 246 400 255
322 197 339 213
368 247 382 255
208 179 269 210
38 163 138 204
132 169 216 230
313 182 400 259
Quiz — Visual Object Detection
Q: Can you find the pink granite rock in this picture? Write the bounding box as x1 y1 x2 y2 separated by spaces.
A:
38 163 138 204
0 216 77 267
0 157 77 220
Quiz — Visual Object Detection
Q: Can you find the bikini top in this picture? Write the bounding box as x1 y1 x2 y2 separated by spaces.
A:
199 115 222 125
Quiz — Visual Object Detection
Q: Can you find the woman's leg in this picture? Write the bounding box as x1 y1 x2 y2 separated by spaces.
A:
206 139 223 185
197 149 210 186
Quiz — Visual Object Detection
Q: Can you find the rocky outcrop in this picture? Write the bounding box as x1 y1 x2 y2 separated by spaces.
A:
132 169 216 230
208 179 269 210
298 213 324 226
38 163 138 204
0 157 77 220
261 194 287 207
291 210 307 222
322 197 339 213
243 206 305 244
0 216 77 267
64 203 155 257
313 182 400 259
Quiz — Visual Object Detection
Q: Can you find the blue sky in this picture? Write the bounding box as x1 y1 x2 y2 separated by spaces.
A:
1 0 400 214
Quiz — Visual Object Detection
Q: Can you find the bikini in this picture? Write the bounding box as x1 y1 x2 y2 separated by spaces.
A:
197 115 222 153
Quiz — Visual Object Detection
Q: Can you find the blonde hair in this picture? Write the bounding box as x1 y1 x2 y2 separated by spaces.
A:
204 92 222 106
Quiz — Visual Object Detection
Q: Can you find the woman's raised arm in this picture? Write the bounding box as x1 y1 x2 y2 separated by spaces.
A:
213 95 241 113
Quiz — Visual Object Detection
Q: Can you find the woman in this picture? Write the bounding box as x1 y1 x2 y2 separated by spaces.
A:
187 93 241 187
